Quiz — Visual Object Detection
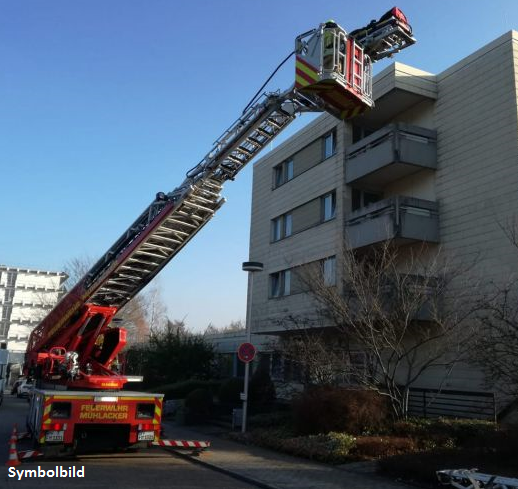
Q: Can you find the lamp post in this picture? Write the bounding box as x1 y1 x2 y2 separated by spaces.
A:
241 261 263 433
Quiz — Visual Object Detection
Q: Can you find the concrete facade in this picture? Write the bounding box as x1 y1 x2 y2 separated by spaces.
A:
0 265 67 365
246 32 518 411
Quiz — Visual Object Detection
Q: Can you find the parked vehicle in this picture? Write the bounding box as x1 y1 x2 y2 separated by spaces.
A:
0 347 8 406
11 378 24 395
17 379 33 398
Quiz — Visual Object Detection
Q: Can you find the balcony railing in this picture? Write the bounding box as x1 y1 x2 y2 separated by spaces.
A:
345 196 439 249
345 123 437 188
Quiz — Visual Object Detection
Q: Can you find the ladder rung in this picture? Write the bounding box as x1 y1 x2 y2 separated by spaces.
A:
175 210 205 222
119 264 152 274
225 154 244 165
135 250 168 260
164 218 198 230
181 201 215 214
265 118 281 129
150 233 185 245
127 257 160 267
142 242 175 253
246 137 263 148
235 146 252 157
255 127 272 138
189 194 217 206
96 286 131 296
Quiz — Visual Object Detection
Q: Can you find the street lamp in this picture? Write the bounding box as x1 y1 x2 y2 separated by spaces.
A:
241 261 263 433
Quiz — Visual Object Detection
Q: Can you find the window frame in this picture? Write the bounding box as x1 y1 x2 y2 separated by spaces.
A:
323 130 336 160
322 256 337 286
269 269 291 298
271 212 293 242
273 158 294 189
321 191 337 222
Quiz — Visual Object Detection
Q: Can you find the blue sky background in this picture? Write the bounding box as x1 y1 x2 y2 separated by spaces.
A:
1 1 517 331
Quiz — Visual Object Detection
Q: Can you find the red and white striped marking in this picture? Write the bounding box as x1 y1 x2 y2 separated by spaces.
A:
18 450 43 460
151 440 210 449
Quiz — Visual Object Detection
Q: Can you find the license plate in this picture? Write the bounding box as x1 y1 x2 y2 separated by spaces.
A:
45 430 64 442
137 431 155 441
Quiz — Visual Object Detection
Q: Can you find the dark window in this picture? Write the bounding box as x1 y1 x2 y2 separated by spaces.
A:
321 191 336 221
273 159 294 188
323 130 336 159
352 125 375 144
351 188 382 211
322 256 336 286
270 270 291 298
271 213 293 242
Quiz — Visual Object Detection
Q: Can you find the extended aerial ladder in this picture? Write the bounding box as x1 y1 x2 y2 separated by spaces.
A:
24 6 415 399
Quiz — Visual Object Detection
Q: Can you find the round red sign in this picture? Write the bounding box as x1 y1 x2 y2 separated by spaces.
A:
237 342 256 363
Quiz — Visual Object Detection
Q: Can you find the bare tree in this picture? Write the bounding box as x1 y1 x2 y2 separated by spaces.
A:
284 240 480 420
471 218 518 397
203 319 246 335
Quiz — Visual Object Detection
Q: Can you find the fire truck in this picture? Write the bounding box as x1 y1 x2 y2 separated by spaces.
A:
24 8 414 455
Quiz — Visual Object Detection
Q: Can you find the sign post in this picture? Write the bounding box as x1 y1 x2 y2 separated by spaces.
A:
241 261 263 433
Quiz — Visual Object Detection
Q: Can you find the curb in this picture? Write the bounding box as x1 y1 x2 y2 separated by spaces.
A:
167 449 281 489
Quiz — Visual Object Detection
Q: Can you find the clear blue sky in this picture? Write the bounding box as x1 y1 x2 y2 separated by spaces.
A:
1 1 517 331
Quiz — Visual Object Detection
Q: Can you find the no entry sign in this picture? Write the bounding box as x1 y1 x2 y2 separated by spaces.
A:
237 342 256 363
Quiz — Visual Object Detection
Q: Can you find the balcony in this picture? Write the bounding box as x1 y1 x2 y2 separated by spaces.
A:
345 196 439 249
345 123 437 189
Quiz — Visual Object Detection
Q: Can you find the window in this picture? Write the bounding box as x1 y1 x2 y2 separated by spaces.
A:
272 217 282 242
323 130 336 159
270 269 291 298
351 188 382 211
321 191 336 221
271 213 292 242
284 213 292 238
273 159 294 188
322 256 336 286
352 125 374 144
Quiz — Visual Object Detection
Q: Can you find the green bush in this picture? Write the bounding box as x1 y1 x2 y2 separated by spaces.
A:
185 388 214 423
218 377 243 404
151 379 221 400
291 387 389 436
354 436 417 459
230 429 356 464
392 417 497 448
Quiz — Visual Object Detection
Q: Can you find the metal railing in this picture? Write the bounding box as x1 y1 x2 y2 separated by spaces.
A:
408 387 496 421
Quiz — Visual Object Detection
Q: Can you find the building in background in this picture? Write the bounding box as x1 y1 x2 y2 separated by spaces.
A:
0 265 67 370
247 31 518 418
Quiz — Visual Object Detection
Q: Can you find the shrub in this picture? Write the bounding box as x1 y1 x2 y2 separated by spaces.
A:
392 417 497 448
151 379 221 400
291 387 388 436
230 429 356 464
249 370 276 405
354 436 417 459
185 388 214 423
218 377 243 404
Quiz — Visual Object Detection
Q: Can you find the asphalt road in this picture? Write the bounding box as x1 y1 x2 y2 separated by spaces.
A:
0 393 254 488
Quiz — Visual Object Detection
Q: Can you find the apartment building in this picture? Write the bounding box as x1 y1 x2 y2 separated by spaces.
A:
247 31 518 417
0 265 67 366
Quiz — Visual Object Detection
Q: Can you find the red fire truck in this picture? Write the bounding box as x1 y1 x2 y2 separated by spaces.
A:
24 8 414 456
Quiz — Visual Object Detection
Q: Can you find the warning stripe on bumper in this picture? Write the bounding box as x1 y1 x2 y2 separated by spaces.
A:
151 440 210 448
